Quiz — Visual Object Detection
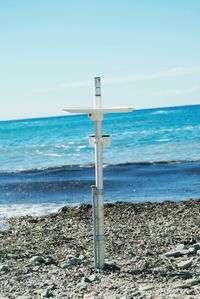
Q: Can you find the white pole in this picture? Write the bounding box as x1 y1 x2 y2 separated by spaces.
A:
93 77 105 269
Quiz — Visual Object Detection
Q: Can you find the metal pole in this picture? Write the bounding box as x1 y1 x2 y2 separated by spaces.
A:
92 77 105 269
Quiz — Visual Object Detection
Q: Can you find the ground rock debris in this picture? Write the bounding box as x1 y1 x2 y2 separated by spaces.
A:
0 200 200 298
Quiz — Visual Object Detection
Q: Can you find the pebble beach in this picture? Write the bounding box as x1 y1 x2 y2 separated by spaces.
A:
0 199 200 298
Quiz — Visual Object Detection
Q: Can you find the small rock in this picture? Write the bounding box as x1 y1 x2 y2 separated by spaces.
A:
129 291 141 297
45 256 56 265
176 244 186 251
197 250 200 256
30 256 46 264
193 243 200 250
127 250 135 257
61 255 80 268
177 259 192 269
180 249 189 255
77 282 87 291
81 277 91 283
165 250 181 257
188 247 196 254
41 288 53 298
89 274 99 282
140 285 154 292
173 282 190 289
79 254 86 260
173 278 200 289
83 292 95 299
0 264 9 272
104 260 120 271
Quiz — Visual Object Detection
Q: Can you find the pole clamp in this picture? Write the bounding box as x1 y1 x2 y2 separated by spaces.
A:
96 235 105 241
88 112 103 121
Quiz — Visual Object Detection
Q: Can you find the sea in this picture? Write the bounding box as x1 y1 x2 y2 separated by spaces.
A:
0 104 200 223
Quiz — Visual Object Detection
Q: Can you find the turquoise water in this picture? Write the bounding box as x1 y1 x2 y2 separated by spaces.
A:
0 104 200 218
1 105 200 172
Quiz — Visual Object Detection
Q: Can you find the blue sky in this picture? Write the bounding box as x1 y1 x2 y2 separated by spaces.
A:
0 0 200 120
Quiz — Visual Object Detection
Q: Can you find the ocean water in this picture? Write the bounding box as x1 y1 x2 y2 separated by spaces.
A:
0 104 200 219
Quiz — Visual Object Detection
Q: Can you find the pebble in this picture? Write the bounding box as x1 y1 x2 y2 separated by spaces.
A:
41 288 53 298
104 260 120 271
193 243 200 250
30 256 46 264
188 247 196 254
45 256 55 265
177 259 192 269
197 250 200 256
81 277 91 283
174 278 200 289
165 250 181 257
0 264 9 272
61 255 79 268
139 285 154 292
180 249 189 255
83 293 96 299
1 201 200 298
89 274 99 282
176 244 186 251
77 282 87 291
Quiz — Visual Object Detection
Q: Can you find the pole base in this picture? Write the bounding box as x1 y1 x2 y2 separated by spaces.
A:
92 186 105 269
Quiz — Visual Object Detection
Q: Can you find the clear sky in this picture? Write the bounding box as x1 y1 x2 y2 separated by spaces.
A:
0 0 200 120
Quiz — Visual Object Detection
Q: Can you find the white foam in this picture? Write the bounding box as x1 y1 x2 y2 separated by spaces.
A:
0 203 67 219
152 110 168 115
43 153 62 157
55 144 69 150
158 138 169 142
0 217 9 231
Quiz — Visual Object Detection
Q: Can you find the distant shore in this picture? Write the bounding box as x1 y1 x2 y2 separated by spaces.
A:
0 199 200 298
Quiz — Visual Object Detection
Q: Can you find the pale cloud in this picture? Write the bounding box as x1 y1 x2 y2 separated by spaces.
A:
162 86 200 95
34 67 200 92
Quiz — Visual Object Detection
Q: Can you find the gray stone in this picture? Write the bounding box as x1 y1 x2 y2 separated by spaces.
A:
77 282 87 291
30 256 46 264
140 285 154 292
61 255 79 268
193 243 200 251
176 244 186 251
188 247 196 254
177 259 192 269
197 250 200 256
173 278 200 289
180 249 189 255
79 254 86 260
88 274 99 282
81 277 91 283
41 288 53 298
165 250 181 257
83 292 95 299
45 256 55 265
0 264 9 272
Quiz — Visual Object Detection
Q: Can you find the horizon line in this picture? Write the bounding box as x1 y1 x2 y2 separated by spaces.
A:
1 103 199 123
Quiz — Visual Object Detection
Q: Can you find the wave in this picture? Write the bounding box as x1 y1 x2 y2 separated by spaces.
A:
1 160 200 175
151 110 169 115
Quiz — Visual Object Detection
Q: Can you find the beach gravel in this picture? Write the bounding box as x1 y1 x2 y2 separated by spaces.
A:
0 199 200 298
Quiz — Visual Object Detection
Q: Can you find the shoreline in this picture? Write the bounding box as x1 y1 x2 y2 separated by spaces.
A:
0 199 200 298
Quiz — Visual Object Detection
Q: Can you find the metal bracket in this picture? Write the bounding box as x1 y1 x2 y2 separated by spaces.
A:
88 112 103 121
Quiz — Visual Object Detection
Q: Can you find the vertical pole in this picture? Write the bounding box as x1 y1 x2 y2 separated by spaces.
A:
92 77 105 269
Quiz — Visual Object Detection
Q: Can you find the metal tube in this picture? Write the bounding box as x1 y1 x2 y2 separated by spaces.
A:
92 77 105 269
92 186 98 268
94 77 101 108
